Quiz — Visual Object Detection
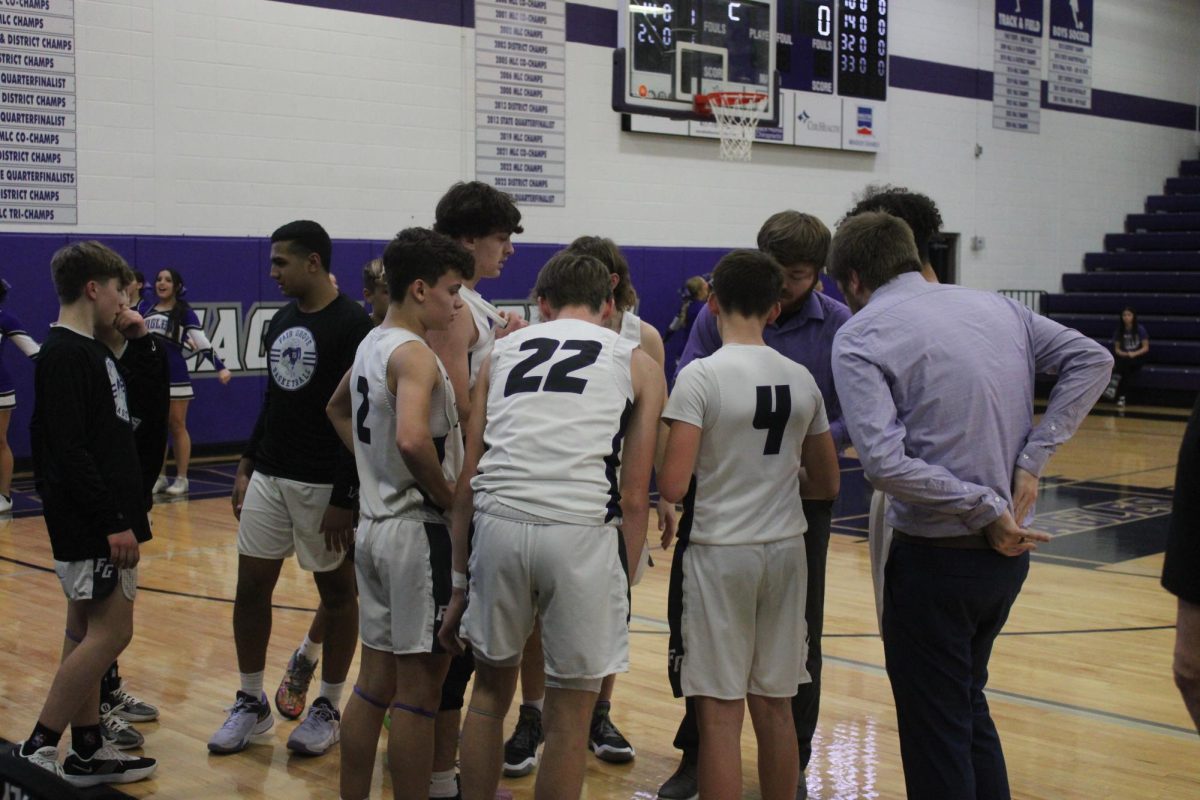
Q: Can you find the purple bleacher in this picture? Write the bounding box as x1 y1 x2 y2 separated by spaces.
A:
1104 232 1200 251
1084 252 1200 271
1050 314 1200 340
1051 153 1200 399
1045 293 1200 315
1147 195 1200 213
1165 177 1200 195
1063 271 1200 292
1125 213 1200 232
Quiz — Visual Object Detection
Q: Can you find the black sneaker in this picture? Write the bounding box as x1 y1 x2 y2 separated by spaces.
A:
62 743 156 787
589 705 635 763
502 704 543 777
657 751 698 800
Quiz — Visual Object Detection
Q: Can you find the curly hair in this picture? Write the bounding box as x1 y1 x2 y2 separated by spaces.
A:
841 184 943 264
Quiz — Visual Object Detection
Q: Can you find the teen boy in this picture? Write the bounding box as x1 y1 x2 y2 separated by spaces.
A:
328 228 474 800
440 251 665 800
18 241 158 788
658 249 839 800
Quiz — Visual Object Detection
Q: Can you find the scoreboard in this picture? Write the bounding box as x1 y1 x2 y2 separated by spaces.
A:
778 0 887 100
836 0 887 100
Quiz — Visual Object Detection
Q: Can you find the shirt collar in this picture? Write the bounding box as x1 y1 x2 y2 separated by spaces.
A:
869 270 928 302
773 290 825 329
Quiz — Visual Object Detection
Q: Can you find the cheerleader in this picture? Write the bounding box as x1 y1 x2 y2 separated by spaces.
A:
0 278 41 514
141 268 232 496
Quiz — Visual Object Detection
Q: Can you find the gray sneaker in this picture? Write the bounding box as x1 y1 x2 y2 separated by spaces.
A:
101 707 144 750
286 697 340 756
13 743 65 780
208 692 273 754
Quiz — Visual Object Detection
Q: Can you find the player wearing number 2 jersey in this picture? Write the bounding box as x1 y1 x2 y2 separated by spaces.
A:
659 249 839 800
327 228 474 800
439 251 665 800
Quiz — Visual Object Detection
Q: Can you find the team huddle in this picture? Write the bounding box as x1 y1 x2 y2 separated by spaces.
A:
15 181 1112 800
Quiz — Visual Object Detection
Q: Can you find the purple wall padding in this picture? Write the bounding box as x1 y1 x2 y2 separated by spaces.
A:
5 233 840 460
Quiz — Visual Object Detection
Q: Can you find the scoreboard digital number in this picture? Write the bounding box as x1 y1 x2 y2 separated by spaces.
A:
836 0 887 100
779 0 835 94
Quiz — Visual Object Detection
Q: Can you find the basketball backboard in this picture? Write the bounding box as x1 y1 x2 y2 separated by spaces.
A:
613 0 779 123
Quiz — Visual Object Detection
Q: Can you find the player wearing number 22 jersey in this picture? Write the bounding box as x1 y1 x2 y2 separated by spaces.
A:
441 252 664 800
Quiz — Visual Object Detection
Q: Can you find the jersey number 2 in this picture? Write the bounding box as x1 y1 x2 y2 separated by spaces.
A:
355 375 371 444
753 385 791 455
504 338 601 396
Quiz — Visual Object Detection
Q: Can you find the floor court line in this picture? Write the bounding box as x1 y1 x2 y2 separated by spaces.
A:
630 613 1189 738
825 654 1197 740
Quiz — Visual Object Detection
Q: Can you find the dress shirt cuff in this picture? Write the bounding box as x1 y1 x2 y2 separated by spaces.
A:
1016 444 1050 477
963 492 1007 531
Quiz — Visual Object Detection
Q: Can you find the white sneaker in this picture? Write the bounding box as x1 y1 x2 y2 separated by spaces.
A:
13 742 65 779
165 478 189 497
151 475 168 494
0 494 11 514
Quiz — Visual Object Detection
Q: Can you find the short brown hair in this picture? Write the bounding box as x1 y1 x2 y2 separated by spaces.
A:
828 212 923 292
50 241 134 303
533 251 612 313
711 250 784 318
757 211 831 268
566 236 637 311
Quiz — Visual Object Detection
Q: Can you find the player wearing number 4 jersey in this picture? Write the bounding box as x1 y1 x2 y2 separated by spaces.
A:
327 228 474 800
439 251 665 800
659 250 840 800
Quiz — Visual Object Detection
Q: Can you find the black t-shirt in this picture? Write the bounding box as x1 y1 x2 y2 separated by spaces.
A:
119 335 170 511
1163 394 1200 605
31 326 151 561
244 293 372 502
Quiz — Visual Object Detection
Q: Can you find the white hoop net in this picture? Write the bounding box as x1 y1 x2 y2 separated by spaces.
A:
706 91 768 162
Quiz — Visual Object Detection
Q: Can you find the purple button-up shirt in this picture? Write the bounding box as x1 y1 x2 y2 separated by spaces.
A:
677 290 852 451
832 272 1113 538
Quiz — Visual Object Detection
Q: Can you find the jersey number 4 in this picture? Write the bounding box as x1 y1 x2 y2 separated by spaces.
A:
504 338 601 396
754 385 791 455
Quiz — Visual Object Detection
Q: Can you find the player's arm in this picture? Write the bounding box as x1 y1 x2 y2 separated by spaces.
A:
326 367 355 453
439 358 491 655
620 349 666 572
636 321 679 546
798 430 839 500
659 416 700 509
390 342 455 512
426 310 475 423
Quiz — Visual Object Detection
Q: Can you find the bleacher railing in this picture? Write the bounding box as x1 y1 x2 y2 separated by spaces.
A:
998 289 1047 315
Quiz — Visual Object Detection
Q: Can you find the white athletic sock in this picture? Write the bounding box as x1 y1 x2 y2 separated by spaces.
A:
429 769 458 798
524 697 544 713
319 680 345 708
298 634 321 663
239 671 264 699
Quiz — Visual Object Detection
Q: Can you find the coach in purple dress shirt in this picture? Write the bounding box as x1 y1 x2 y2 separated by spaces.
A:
660 211 848 800
830 212 1112 800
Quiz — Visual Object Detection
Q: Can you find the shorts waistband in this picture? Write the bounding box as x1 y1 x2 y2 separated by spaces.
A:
894 530 991 550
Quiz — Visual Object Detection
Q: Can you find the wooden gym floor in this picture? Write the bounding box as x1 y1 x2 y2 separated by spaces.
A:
0 405 1196 798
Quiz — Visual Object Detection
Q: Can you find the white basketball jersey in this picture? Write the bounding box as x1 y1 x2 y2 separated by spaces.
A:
460 286 496 390
473 317 636 525
664 344 829 546
351 326 463 521
618 309 642 346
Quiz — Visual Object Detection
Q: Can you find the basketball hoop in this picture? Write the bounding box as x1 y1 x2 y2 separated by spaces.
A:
695 89 769 162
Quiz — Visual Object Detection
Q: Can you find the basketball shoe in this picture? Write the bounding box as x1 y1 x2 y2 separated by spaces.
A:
286 696 340 756
275 647 318 719
502 704 543 777
208 691 273 754
588 701 635 763
62 743 157 787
